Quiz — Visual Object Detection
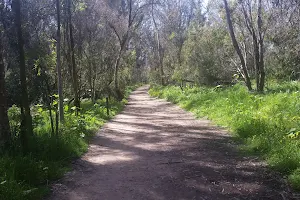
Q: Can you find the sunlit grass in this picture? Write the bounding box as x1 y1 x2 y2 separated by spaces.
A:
149 82 300 190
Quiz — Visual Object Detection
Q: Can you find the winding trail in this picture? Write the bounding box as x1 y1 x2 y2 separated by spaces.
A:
49 86 290 200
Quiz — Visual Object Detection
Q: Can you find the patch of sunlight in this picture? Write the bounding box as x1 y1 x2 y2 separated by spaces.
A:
83 145 140 165
134 141 177 151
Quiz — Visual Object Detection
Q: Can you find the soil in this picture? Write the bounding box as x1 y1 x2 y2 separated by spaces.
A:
48 86 294 200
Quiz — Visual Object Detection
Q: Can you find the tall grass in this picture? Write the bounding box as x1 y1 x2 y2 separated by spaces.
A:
149 82 300 189
0 86 136 200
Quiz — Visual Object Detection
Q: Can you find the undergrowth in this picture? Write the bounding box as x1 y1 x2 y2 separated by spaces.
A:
0 86 137 200
149 81 300 190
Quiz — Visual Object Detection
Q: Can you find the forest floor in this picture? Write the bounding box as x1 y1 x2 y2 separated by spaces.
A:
48 85 293 200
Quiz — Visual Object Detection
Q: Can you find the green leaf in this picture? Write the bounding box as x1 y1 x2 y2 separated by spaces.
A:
64 105 69 112
80 133 85 138
76 2 87 11
52 100 58 106
71 106 77 111
169 32 176 40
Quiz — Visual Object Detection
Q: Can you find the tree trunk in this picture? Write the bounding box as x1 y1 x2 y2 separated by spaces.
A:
114 48 124 101
252 33 261 90
223 0 252 91
12 0 33 152
0 30 11 150
258 51 265 92
158 42 165 85
88 57 93 100
257 0 265 92
67 0 80 110
92 72 96 104
56 0 64 123
240 0 265 92
65 21 72 82
152 1 164 85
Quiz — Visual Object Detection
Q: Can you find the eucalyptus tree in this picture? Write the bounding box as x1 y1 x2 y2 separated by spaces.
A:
151 0 165 85
238 0 266 91
0 16 11 149
223 0 253 90
56 0 64 122
104 0 149 99
146 0 207 84
266 0 300 80
66 0 80 109
12 0 33 152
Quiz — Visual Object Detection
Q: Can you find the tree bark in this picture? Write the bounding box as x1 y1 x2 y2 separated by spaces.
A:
0 29 11 150
92 69 96 103
152 1 165 85
240 0 265 92
257 0 265 92
12 0 33 152
113 47 124 101
67 0 80 110
223 0 252 91
252 32 261 91
115 0 133 100
56 0 64 123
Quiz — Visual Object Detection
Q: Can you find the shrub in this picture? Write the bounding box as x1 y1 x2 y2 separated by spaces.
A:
0 86 137 200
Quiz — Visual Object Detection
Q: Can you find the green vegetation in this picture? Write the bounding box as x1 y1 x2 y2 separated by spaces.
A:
0 0 299 197
0 86 136 200
149 82 300 189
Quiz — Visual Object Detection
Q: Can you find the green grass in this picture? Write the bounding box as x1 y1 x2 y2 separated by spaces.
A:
149 82 300 189
0 86 137 200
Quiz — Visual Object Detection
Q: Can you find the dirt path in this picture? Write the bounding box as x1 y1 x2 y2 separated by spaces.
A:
49 86 291 200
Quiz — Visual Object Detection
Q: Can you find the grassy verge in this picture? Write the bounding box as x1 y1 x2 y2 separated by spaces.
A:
149 82 300 189
0 86 137 200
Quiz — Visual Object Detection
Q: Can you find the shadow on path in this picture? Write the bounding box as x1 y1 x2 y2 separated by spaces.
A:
48 86 290 200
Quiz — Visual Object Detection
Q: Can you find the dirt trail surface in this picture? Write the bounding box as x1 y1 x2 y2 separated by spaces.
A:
49 86 291 200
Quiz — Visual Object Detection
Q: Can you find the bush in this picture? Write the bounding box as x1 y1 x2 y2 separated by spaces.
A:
0 86 137 200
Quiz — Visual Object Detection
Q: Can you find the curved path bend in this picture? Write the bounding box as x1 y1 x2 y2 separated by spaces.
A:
49 86 291 200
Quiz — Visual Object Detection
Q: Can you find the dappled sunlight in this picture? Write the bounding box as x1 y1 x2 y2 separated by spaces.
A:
50 86 287 200
84 153 139 165
133 141 177 151
83 145 140 165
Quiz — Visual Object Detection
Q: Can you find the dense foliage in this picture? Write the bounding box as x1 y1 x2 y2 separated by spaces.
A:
147 0 300 87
